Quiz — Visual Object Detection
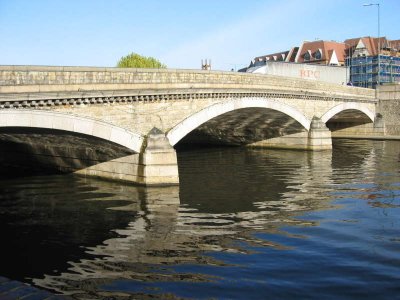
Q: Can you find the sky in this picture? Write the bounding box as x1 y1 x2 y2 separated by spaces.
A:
0 0 399 71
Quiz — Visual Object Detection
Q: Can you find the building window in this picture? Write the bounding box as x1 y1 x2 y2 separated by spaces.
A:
304 51 311 61
314 49 322 60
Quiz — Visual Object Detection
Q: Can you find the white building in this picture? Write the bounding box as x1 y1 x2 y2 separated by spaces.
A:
246 61 348 85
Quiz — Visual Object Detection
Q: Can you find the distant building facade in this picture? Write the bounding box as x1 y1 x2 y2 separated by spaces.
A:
245 37 400 89
295 40 346 66
252 47 298 66
345 37 400 88
247 61 347 85
248 40 346 68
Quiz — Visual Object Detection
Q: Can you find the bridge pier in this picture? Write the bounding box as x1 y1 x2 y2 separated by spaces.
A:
249 117 332 150
307 117 332 150
140 128 180 186
75 128 179 186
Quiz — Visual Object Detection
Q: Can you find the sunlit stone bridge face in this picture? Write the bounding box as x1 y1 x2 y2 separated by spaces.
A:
0 66 377 185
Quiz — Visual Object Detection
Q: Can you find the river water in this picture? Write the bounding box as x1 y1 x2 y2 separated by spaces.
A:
1 139 399 299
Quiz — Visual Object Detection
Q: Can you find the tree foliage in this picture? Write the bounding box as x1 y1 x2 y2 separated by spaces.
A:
117 52 167 68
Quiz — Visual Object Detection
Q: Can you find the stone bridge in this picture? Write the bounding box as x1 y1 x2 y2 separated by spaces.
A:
0 66 378 185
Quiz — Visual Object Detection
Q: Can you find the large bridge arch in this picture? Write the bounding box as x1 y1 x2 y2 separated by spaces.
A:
321 102 375 124
167 98 312 146
0 110 144 152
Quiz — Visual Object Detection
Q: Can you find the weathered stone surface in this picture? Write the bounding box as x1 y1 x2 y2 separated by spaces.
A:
307 117 332 150
0 66 390 186
141 129 179 185
0 66 375 99
378 84 400 136
75 129 179 185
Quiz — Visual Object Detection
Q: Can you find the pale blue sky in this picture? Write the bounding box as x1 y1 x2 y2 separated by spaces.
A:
0 0 398 70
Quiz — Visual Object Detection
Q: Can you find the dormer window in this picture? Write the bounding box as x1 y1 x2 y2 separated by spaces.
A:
314 49 322 60
303 50 311 61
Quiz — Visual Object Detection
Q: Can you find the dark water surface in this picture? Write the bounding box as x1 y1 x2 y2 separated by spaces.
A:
1 139 400 299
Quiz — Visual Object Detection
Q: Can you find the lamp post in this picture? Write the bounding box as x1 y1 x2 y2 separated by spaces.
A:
363 3 380 88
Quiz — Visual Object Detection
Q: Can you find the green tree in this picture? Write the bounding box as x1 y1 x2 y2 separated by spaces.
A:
116 52 167 68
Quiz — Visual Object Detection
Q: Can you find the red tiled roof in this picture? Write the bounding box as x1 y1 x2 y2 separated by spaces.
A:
296 40 346 64
344 36 389 56
251 36 399 69
389 39 400 50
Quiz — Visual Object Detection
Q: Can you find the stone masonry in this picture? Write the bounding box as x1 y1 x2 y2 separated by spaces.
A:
0 66 378 185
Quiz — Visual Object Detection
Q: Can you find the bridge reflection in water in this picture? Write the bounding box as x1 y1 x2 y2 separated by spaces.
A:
31 150 337 298
1 139 399 299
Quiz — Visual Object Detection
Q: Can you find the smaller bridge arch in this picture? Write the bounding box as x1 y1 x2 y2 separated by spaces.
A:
0 110 144 152
167 98 312 146
321 102 375 124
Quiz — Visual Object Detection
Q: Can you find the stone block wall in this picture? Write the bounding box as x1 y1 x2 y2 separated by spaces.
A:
50 98 217 136
0 66 375 100
378 84 400 136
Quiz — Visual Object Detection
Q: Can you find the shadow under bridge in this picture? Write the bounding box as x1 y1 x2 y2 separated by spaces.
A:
172 107 309 147
0 127 137 178
168 99 311 147
0 110 143 178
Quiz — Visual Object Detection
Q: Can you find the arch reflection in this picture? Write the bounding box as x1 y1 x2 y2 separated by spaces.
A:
31 147 343 297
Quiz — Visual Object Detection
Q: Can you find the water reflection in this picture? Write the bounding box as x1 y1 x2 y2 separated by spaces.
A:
1 140 400 299
29 147 341 297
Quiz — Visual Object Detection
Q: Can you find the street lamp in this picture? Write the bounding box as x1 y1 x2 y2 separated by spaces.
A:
363 3 380 87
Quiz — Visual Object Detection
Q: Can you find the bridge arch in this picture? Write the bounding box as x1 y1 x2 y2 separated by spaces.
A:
167 98 311 146
0 110 144 152
321 102 375 124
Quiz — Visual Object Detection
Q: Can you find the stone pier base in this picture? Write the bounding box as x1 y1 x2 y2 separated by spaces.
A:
140 128 179 185
75 128 179 186
250 117 332 150
307 117 332 150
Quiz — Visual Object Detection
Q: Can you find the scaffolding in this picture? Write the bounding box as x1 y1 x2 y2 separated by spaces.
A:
347 55 400 89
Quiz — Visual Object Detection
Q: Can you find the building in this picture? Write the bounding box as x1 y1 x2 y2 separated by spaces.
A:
248 40 346 69
252 47 298 67
345 36 400 88
246 61 347 85
244 40 348 85
245 36 400 89
295 40 346 66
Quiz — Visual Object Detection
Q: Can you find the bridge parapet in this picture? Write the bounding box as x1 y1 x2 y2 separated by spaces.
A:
0 66 375 101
